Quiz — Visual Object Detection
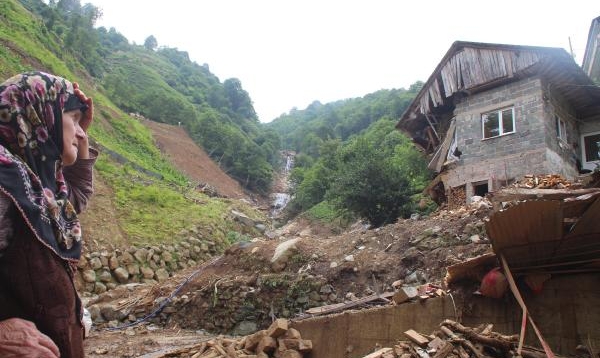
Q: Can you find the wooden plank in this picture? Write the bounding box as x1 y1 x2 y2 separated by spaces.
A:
304 292 394 316
434 120 456 172
568 196 600 237
404 329 429 346
489 188 600 202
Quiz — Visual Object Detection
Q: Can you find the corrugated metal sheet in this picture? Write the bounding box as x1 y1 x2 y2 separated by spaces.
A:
486 192 600 273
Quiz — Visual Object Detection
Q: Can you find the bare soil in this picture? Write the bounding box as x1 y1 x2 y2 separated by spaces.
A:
142 120 248 200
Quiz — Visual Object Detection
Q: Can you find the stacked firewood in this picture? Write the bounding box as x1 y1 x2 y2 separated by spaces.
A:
155 319 312 358
360 320 564 358
515 174 572 189
447 186 466 209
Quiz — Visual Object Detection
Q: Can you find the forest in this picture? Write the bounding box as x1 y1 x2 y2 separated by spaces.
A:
3 0 434 227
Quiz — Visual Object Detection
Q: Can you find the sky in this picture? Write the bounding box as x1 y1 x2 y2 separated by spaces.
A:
89 1 600 123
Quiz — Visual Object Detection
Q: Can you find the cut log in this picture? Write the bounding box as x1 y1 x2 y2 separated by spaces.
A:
256 336 277 354
244 330 267 350
279 339 312 353
267 318 289 338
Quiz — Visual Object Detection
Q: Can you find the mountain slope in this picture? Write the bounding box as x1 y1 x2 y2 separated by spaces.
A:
141 119 248 199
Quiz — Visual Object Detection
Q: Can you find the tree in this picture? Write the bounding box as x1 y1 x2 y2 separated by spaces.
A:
327 138 414 227
144 35 158 51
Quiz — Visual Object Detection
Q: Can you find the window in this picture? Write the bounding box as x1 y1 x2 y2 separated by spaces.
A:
582 132 600 170
556 115 567 141
482 107 515 139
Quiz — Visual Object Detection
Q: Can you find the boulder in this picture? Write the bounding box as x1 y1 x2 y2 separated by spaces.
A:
82 270 96 283
155 268 169 282
113 267 129 284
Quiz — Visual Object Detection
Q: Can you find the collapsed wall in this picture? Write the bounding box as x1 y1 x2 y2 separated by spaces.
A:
292 273 600 358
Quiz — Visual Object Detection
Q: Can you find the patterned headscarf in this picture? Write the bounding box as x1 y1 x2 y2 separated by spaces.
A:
0 71 82 262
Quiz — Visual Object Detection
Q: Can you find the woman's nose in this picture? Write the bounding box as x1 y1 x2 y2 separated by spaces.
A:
75 125 85 138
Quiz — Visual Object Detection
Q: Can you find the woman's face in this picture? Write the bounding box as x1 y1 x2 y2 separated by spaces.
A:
62 110 84 165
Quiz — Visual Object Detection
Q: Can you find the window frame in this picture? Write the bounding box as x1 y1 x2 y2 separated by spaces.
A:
481 106 516 140
556 115 567 142
581 130 600 170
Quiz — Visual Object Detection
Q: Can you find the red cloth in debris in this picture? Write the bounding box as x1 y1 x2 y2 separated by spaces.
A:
479 267 508 299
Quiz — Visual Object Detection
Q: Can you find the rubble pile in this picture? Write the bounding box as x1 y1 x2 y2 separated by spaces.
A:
513 174 575 189
360 320 564 358
152 319 312 358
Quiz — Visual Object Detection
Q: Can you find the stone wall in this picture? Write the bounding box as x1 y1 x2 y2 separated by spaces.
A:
76 229 228 295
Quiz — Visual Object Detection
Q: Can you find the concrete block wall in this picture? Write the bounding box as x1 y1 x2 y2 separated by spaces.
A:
454 77 545 169
541 78 580 179
443 76 580 199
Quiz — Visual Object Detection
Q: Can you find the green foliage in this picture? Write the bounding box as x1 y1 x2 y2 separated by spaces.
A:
272 93 429 226
8 0 280 193
96 155 232 243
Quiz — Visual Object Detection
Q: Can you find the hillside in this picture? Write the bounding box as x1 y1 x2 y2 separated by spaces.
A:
141 119 248 200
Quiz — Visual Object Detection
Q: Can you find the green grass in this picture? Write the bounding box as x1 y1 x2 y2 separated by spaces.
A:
304 201 353 227
96 155 235 244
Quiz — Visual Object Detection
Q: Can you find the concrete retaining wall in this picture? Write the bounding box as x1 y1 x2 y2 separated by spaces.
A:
292 273 600 357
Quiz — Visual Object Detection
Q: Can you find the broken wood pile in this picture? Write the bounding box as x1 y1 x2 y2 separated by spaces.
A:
514 174 575 189
152 318 312 358
447 186 466 210
360 319 566 358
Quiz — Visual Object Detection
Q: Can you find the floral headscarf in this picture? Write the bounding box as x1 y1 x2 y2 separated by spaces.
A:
0 71 82 261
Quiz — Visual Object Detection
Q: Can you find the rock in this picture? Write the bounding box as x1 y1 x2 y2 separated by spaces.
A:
134 248 148 263
296 295 309 304
77 255 88 269
108 256 119 270
82 270 96 283
410 213 421 220
113 267 129 284
120 252 134 265
344 255 354 262
232 321 259 336
309 291 321 302
470 234 481 243
271 238 300 272
94 282 107 294
330 261 338 268
319 284 334 294
127 264 140 276
140 266 154 279
155 268 169 282
87 305 102 322
89 257 102 270
100 304 127 321
161 251 173 262
98 270 113 283
231 210 255 227
255 223 267 233
200 243 209 252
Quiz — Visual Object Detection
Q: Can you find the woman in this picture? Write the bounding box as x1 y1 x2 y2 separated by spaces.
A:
0 71 96 357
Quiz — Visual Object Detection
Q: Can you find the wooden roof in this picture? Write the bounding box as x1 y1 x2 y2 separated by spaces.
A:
398 41 600 138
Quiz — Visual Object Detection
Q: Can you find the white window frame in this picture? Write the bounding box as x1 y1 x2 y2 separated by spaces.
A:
581 130 600 170
556 115 567 142
481 107 515 139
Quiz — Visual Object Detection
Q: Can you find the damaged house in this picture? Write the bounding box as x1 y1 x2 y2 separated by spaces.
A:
397 41 600 204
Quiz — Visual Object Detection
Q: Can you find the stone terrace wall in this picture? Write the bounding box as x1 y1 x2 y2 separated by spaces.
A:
75 228 228 295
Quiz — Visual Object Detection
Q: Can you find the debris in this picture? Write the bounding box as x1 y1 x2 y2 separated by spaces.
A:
151 319 312 357
359 320 568 358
